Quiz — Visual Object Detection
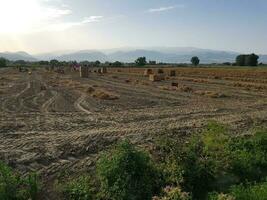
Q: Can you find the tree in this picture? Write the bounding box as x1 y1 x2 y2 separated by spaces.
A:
95 60 101 66
245 53 259 66
112 61 123 67
135 57 147 66
14 60 26 65
39 61 49 65
191 56 200 66
50 59 60 67
97 140 158 200
149 60 157 65
236 55 246 66
0 58 7 68
236 54 259 66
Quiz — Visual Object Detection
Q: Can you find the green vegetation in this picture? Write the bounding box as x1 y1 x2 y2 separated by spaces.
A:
57 123 266 200
50 59 60 67
0 162 40 200
236 54 259 66
149 60 157 65
59 176 94 200
156 122 267 200
112 61 123 67
0 57 7 67
94 60 101 66
135 57 147 66
209 181 267 200
156 122 231 199
96 140 159 200
228 129 267 182
191 57 200 66
2 122 266 199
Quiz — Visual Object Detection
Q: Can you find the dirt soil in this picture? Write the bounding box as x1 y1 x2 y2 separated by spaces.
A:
0 66 267 198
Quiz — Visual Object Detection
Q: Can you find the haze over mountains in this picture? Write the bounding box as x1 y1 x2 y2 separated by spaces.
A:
1 47 267 64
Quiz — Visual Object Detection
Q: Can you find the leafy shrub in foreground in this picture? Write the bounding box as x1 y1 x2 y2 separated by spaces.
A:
60 176 94 200
0 162 40 200
230 181 267 200
96 140 158 200
158 122 231 200
158 123 267 199
209 180 267 200
228 129 267 182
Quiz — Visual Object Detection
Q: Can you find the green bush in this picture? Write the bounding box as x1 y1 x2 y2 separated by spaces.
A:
60 176 94 200
209 181 267 200
179 132 219 199
0 58 7 68
26 173 39 200
157 123 267 199
228 129 267 182
230 181 267 200
159 122 231 199
96 140 158 200
0 162 40 200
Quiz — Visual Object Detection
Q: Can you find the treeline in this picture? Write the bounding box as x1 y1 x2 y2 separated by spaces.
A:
0 53 265 68
1 122 266 199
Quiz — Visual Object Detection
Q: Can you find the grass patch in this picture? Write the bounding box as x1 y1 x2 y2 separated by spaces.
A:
0 162 40 200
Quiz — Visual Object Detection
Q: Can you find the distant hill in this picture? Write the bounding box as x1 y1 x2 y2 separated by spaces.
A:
259 55 267 63
34 47 242 63
109 50 178 63
108 49 239 63
0 51 37 61
54 50 109 62
2 47 267 64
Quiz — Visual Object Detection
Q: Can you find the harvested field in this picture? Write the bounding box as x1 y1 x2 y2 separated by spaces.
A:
0 66 267 198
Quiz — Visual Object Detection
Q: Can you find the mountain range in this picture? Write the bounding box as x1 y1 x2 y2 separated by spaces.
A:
1 47 267 64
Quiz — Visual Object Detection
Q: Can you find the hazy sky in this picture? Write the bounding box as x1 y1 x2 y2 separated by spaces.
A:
0 0 266 54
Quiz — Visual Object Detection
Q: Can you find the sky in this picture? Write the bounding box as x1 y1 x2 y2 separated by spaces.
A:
0 0 266 54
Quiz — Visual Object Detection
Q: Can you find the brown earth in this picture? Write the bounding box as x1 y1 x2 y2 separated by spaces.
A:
0 66 267 198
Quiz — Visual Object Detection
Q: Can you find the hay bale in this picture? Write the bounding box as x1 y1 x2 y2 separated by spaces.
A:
158 74 166 81
158 69 164 74
158 86 170 90
80 66 89 78
169 70 176 77
149 74 161 82
85 86 95 94
92 90 119 100
101 67 107 73
40 85 47 91
171 82 178 87
179 85 193 92
144 69 153 76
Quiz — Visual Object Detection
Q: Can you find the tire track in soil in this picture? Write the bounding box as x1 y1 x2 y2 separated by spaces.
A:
74 94 120 126
74 94 92 115
1 81 31 113
41 90 59 113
